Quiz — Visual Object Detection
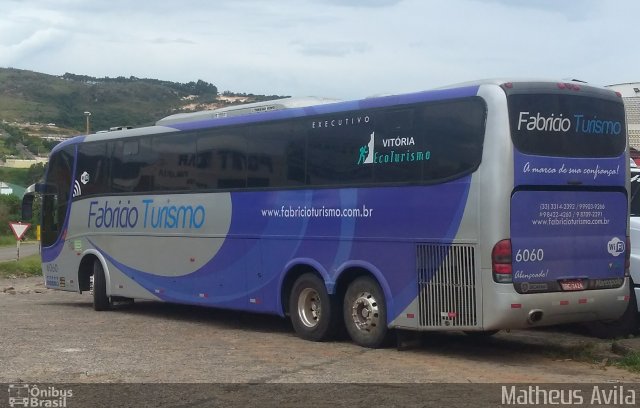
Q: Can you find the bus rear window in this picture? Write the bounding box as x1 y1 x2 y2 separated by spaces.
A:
508 94 626 157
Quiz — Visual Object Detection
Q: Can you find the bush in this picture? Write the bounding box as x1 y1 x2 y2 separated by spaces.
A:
0 195 21 235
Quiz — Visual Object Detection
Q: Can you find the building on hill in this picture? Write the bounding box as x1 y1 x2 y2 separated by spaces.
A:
1 157 48 168
6 182 25 198
606 83 640 148
0 182 13 195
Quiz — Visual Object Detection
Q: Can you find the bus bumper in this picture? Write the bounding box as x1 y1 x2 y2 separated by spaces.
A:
481 278 630 330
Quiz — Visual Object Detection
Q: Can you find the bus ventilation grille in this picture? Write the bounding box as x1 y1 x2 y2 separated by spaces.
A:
417 244 477 328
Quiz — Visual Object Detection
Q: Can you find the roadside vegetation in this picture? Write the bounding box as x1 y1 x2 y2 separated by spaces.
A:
0 193 39 240
0 122 56 159
542 337 640 373
541 341 604 365
0 164 45 186
614 351 640 372
0 235 18 246
0 254 41 278
0 167 43 241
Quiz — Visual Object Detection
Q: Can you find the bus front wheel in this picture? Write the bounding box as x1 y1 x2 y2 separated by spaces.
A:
289 273 337 341
92 260 111 311
343 276 391 348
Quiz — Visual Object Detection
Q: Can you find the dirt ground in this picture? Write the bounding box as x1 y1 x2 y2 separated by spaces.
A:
2 276 640 407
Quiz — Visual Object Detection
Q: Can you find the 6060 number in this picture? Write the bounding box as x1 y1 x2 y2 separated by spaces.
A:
515 248 544 263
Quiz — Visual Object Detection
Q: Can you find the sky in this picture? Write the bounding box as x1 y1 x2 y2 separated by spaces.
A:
1 0 639 100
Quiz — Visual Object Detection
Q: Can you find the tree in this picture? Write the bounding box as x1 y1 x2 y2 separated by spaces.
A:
0 194 21 235
194 79 217 96
27 163 46 184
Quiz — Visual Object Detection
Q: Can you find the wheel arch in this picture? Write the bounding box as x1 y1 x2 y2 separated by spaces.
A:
78 250 110 295
334 261 394 324
279 258 331 317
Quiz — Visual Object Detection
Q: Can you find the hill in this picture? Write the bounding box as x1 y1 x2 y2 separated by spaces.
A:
0 67 287 134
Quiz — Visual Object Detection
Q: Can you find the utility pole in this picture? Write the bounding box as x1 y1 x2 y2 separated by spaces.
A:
84 111 92 134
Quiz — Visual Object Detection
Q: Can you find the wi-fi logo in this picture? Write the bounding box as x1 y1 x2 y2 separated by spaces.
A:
73 180 82 197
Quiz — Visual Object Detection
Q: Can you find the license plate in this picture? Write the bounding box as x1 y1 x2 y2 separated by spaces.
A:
560 280 584 291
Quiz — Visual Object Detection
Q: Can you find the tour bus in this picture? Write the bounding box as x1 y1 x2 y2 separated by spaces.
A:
23 79 631 348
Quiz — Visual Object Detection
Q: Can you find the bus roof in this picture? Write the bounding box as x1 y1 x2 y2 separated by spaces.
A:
156 97 342 126
74 78 618 146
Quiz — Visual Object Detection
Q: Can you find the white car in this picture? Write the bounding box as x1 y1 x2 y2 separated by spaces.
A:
587 167 639 337
626 169 640 329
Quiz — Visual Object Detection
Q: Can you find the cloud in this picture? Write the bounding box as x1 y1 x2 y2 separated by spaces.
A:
315 0 405 7
466 0 598 20
0 28 70 67
293 41 370 57
149 38 197 45
1 0 639 100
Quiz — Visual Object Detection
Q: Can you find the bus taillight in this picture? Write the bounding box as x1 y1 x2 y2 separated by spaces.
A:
492 239 513 283
557 82 581 91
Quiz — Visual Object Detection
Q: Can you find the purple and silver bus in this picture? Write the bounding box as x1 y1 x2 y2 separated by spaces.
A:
24 79 630 347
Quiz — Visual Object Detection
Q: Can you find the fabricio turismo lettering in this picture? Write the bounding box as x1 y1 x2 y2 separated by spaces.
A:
88 199 206 229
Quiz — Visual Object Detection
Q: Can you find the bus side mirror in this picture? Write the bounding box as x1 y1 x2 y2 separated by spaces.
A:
21 183 40 221
35 182 56 194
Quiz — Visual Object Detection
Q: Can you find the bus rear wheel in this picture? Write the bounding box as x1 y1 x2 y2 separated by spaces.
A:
343 276 391 348
289 273 337 341
585 286 638 339
92 260 111 311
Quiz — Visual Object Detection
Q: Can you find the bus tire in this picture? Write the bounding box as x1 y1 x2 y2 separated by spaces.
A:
92 260 111 311
343 276 391 348
585 288 638 339
289 273 337 342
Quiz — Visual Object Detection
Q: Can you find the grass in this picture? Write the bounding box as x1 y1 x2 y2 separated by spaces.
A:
0 254 42 278
613 351 640 373
542 342 602 364
0 235 18 246
542 338 640 373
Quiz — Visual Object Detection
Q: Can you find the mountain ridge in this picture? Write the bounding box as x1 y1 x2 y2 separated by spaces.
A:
0 67 287 134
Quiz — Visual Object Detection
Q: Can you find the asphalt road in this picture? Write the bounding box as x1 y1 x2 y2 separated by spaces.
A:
0 242 39 261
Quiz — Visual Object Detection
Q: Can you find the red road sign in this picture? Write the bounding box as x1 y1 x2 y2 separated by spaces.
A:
9 222 31 240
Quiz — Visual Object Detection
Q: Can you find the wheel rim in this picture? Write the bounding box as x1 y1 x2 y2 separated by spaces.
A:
350 291 380 332
297 288 322 328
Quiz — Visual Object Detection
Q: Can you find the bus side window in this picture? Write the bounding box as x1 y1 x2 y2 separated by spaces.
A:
75 142 110 197
307 120 373 186
196 130 248 190
245 122 306 188
152 133 197 191
112 139 155 193
418 98 486 183
374 109 422 183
